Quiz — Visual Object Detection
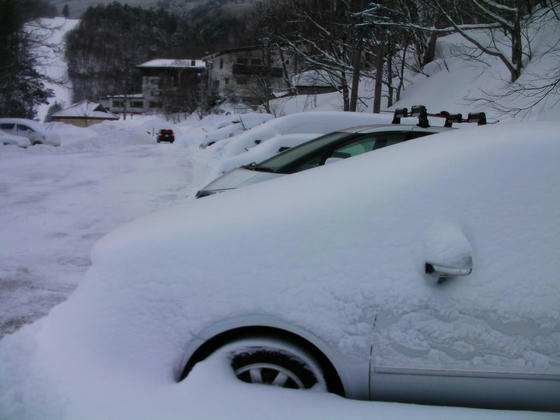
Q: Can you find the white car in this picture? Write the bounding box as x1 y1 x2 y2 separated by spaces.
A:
196 124 450 198
0 129 30 148
0 121 558 414
0 118 60 146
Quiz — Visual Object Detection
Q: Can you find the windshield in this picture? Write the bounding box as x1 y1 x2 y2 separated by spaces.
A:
253 132 349 173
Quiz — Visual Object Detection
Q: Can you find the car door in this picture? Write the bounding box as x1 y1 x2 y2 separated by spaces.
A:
368 135 560 410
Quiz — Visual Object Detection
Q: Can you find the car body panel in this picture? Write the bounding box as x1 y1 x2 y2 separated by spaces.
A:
179 314 371 399
0 129 30 147
15 122 558 411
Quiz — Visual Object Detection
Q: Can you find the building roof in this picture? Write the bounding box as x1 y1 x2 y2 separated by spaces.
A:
137 59 206 69
52 101 119 120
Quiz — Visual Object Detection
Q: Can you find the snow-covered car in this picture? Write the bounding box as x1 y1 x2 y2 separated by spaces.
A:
196 124 450 198
200 113 274 148
0 118 60 146
1 122 559 414
0 129 30 148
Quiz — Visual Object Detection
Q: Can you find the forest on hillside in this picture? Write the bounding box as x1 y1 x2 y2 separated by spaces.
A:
65 0 560 115
65 1 262 102
2 0 559 118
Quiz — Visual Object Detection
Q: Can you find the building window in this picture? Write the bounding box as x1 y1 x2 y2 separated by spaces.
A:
149 101 162 108
219 58 223 69
225 78 229 85
131 101 144 108
251 59 262 65
112 100 123 107
236 57 248 64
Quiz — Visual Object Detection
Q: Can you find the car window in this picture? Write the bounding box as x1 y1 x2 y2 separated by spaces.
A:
254 132 349 173
329 131 410 161
17 124 34 133
330 136 377 158
287 153 325 173
0 123 15 130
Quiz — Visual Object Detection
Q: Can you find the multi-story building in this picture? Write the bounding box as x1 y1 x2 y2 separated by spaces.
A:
204 45 299 102
101 59 206 115
137 59 206 111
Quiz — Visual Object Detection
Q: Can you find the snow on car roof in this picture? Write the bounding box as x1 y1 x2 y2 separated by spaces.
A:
218 111 394 157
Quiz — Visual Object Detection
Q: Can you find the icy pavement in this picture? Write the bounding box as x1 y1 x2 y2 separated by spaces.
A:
0 137 198 338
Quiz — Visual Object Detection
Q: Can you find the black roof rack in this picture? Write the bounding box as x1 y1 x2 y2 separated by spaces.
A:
392 106 487 128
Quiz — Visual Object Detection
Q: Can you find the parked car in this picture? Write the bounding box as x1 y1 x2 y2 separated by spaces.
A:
196 107 486 198
0 129 30 148
157 128 175 143
5 121 558 413
0 118 60 146
197 124 450 198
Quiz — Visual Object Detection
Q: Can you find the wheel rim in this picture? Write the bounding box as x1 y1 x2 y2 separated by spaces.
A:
234 362 306 389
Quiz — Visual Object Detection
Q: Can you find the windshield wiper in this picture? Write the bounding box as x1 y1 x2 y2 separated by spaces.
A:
241 162 276 173
251 166 276 173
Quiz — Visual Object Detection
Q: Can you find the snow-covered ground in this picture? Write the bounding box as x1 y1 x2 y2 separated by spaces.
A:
0 116 205 337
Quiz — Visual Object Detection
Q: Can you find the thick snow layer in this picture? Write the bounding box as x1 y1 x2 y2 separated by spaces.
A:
198 113 274 147
218 111 393 157
0 118 200 338
1 120 559 418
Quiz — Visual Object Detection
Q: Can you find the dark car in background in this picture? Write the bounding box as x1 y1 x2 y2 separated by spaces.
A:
157 129 175 143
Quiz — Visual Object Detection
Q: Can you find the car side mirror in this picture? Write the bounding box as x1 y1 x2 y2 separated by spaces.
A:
425 257 472 284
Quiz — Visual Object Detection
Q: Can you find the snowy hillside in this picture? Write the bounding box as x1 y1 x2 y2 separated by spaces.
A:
30 17 80 121
270 12 560 122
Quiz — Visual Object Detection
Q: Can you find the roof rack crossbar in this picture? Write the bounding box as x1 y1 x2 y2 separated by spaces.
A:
391 107 487 128
411 105 429 128
392 108 408 125
442 112 463 128
467 112 487 125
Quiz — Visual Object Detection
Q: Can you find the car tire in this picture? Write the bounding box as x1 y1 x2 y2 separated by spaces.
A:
220 338 327 391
